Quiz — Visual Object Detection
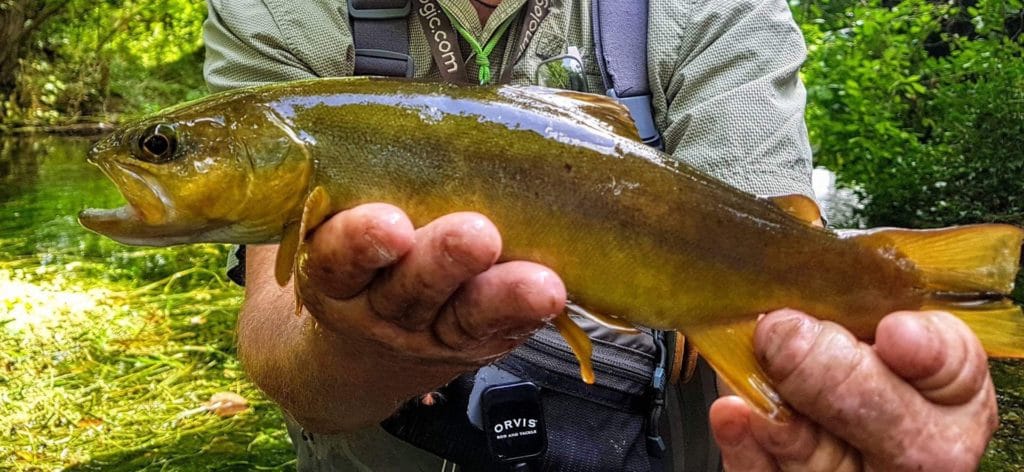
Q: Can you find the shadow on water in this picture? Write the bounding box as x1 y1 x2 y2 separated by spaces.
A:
0 137 42 203
0 136 117 261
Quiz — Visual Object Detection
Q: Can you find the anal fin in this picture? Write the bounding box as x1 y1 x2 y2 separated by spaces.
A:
686 320 791 421
552 311 595 384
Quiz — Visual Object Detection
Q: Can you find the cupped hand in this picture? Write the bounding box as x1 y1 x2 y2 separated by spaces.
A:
297 203 566 385
711 310 998 471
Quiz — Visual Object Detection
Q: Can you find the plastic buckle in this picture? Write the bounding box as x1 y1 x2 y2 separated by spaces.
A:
347 0 411 19
354 49 416 77
607 89 664 150
646 332 669 458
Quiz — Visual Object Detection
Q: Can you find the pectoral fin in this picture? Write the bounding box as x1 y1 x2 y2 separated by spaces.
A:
685 320 791 421
275 222 301 287
768 194 822 225
276 185 331 315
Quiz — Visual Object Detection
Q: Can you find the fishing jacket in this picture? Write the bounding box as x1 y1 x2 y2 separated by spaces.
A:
206 0 816 469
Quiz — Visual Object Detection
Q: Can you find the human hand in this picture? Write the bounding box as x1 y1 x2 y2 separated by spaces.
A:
297 203 566 391
710 309 998 471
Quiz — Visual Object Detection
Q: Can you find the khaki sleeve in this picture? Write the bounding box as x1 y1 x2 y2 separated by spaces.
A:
648 0 815 199
203 0 354 92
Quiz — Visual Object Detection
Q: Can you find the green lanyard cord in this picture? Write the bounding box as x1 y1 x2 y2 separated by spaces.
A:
441 6 516 85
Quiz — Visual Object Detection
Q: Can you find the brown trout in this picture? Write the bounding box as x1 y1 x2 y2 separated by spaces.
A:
79 77 1024 419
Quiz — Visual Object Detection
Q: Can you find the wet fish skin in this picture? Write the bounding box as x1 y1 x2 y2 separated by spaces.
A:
79 77 1024 419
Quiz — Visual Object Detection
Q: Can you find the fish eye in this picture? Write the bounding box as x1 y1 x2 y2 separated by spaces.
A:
136 124 178 163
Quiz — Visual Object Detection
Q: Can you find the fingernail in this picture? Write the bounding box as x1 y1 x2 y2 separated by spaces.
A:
523 270 565 315
441 234 480 269
364 231 398 264
714 417 748 447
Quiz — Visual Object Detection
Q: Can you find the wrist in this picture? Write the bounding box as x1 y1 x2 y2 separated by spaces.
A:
239 302 460 434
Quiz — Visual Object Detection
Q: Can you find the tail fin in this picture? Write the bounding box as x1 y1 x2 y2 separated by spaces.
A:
845 224 1024 358
842 224 1023 293
923 301 1024 358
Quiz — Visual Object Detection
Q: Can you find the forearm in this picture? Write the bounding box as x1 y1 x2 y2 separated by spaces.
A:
237 245 443 433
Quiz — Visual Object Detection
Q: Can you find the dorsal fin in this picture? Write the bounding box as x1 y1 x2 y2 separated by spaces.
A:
500 86 642 141
551 90 642 141
768 194 822 225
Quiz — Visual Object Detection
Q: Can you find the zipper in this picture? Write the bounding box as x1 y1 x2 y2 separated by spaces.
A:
525 327 654 385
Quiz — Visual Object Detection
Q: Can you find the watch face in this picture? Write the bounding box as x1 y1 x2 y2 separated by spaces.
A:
480 381 547 462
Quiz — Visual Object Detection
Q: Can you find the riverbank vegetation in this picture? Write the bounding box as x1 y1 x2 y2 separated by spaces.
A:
0 0 205 130
1 0 1022 470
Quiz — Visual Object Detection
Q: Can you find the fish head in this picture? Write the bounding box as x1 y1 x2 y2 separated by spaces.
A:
79 99 312 246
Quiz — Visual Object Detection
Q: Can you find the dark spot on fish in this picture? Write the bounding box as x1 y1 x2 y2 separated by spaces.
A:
564 163 573 173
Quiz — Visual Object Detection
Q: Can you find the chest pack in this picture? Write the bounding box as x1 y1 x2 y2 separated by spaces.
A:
345 1 719 470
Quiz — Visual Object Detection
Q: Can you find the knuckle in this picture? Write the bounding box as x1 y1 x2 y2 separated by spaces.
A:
775 321 861 399
454 294 499 340
819 342 874 418
917 323 990 405
759 313 819 383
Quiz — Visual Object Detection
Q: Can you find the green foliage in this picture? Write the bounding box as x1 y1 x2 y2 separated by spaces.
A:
2 0 207 126
799 0 1024 229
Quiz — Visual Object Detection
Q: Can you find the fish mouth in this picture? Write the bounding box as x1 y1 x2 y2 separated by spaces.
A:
78 160 189 246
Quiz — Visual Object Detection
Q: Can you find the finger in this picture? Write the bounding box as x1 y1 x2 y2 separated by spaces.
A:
303 203 414 299
747 410 861 472
874 311 990 405
711 396 778 472
368 212 502 331
754 309 928 460
433 261 565 351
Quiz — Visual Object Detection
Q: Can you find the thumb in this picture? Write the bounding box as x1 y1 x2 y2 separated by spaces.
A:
874 311 990 406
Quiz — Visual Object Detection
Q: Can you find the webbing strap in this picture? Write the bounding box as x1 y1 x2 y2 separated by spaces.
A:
591 0 663 149
349 0 415 77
